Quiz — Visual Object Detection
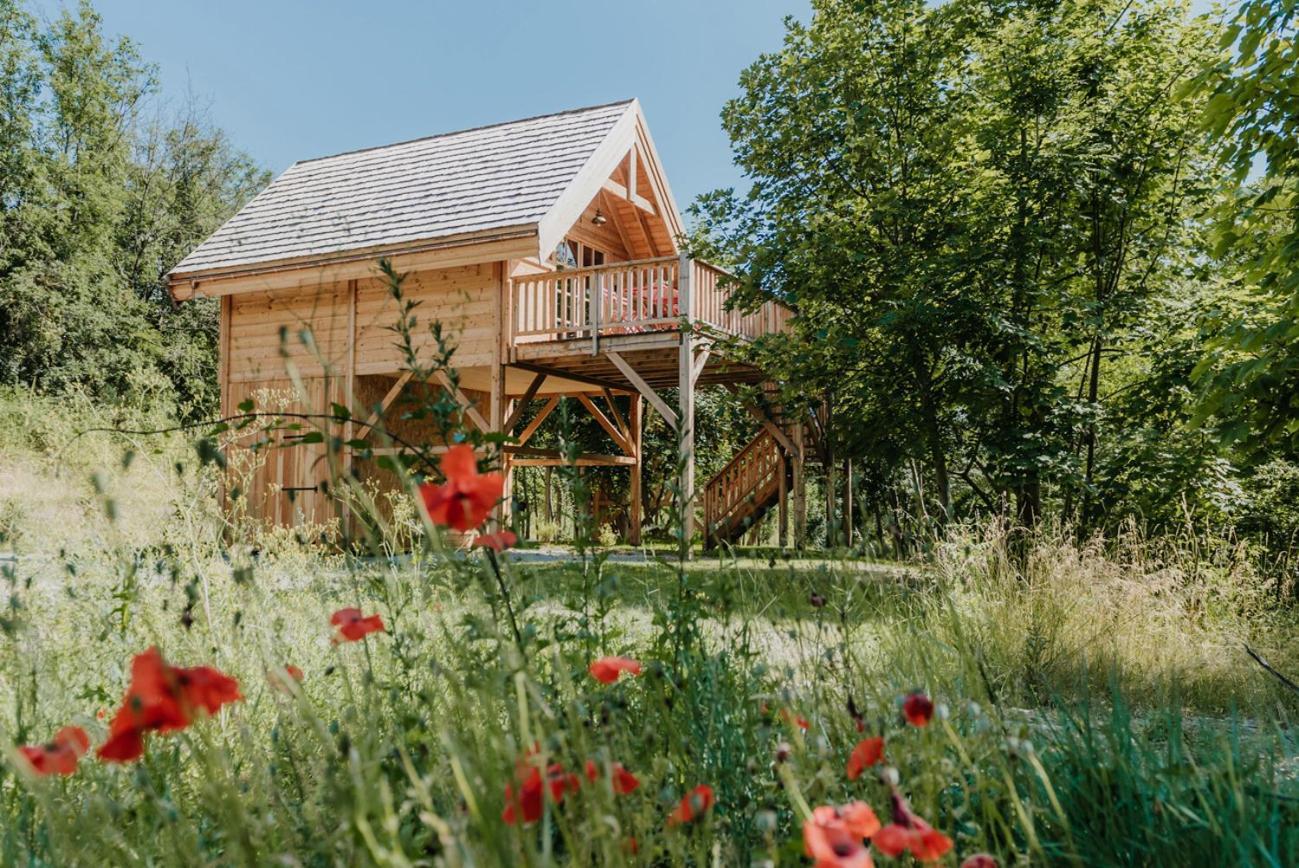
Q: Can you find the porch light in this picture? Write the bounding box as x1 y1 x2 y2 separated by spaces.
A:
591 209 608 226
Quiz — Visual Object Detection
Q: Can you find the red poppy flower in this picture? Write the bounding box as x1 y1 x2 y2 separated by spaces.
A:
589 656 643 684
19 726 90 776
803 801 881 868
780 707 811 730
667 784 714 825
961 855 999 868
473 530 517 552
846 736 885 780
418 445 504 532
872 789 953 862
331 608 385 642
98 647 241 763
502 761 580 825
585 759 640 794
902 692 934 727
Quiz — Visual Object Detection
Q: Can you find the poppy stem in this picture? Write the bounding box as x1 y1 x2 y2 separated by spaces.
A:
485 549 525 651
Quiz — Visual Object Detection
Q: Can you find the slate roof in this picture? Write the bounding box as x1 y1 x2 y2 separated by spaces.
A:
169 99 635 276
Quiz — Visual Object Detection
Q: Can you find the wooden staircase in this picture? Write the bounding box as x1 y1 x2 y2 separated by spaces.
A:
702 381 813 548
702 427 786 548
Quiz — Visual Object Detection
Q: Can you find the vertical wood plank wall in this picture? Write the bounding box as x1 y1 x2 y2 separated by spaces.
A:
222 262 500 528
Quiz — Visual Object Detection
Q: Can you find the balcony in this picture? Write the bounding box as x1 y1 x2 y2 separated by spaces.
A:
509 255 792 349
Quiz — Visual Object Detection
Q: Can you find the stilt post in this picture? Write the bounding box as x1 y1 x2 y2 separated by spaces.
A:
677 254 695 559
793 416 807 549
629 395 643 546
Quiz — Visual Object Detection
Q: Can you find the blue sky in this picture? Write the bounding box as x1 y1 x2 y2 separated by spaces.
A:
33 0 811 209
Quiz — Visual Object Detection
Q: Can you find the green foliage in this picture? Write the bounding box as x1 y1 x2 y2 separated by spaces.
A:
2 403 1298 863
0 0 266 415
695 0 1226 543
1195 0 1299 458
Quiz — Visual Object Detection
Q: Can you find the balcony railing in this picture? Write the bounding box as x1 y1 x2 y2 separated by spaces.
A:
510 255 792 345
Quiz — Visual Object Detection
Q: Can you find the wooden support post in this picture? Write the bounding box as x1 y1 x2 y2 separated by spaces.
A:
793 419 807 549
343 279 357 536
629 395 642 546
678 253 695 559
778 453 788 549
843 457 853 548
493 260 510 525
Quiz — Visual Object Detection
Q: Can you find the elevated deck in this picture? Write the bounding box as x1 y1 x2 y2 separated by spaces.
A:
506 255 791 394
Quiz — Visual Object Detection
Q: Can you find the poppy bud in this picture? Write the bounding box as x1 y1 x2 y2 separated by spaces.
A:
808 592 826 608
775 741 792 763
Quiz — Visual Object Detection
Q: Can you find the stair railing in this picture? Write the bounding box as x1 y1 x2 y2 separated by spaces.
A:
703 428 783 543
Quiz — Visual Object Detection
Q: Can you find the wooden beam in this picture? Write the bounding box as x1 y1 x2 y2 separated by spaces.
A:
359 370 413 434
628 145 638 202
725 383 800 460
504 372 546 433
510 360 628 395
601 388 630 441
577 393 634 456
517 396 559 446
599 189 635 258
433 369 490 434
510 457 637 467
690 343 712 390
606 350 678 431
601 178 656 216
505 446 636 467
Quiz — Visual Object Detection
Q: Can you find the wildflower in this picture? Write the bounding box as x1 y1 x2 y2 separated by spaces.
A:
809 591 827 608
961 855 998 868
18 726 89 776
902 692 934 727
330 608 385 643
589 656 642 684
99 647 241 763
803 801 881 868
872 788 953 862
584 759 640 794
266 665 304 693
667 784 714 825
780 707 811 730
418 444 503 531
845 736 885 780
502 761 580 825
473 529 517 552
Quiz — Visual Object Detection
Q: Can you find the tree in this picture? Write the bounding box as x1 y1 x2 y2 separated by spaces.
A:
697 0 1217 534
0 0 266 414
1197 0 1299 457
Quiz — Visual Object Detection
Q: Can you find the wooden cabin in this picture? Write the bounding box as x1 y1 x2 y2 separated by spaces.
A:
168 99 804 549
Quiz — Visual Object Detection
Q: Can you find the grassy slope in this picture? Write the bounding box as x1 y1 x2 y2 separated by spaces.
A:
2 390 1298 865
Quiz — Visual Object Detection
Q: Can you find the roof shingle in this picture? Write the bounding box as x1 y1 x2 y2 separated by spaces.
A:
170 99 635 276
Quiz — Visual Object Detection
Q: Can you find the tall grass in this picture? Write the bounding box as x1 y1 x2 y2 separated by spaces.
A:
2 388 1298 863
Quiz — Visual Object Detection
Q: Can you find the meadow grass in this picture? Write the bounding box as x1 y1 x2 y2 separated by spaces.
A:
2 390 1298 865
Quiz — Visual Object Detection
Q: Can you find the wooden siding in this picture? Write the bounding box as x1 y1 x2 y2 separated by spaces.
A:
355 263 498 374
224 376 347 529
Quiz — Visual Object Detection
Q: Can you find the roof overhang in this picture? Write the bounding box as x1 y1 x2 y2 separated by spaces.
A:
168 224 539 299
